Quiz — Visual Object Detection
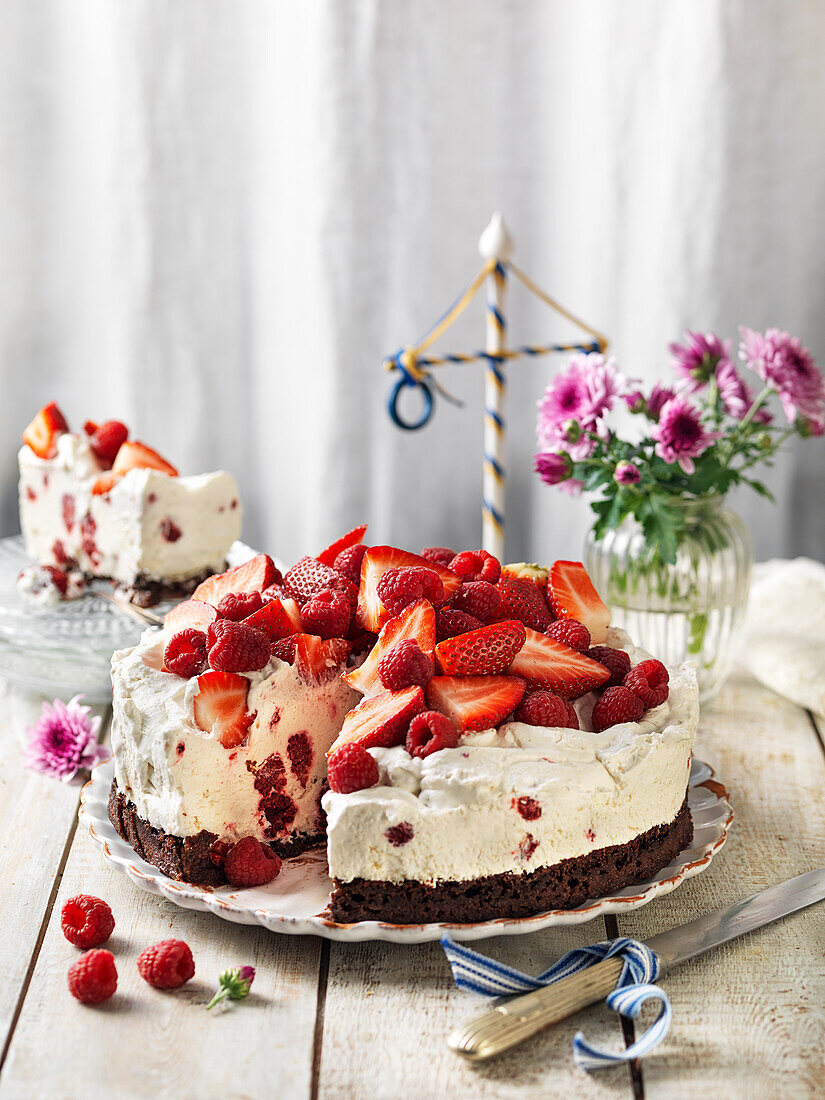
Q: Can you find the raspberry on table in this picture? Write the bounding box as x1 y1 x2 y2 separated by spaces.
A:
624 659 670 708
420 546 455 568
515 690 572 728
208 619 270 673
591 685 645 732
405 710 459 758
377 567 445 615
546 618 591 654
137 939 196 989
448 549 501 584
224 837 282 887
449 580 501 623
327 742 380 793
68 949 118 1004
164 628 209 679
587 645 632 688
300 588 351 640
217 590 264 622
61 894 115 950
333 543 368 584
435 609 483 641
378 639 434 691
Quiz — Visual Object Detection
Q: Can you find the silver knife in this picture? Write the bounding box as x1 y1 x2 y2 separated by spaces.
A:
447 868 825 1061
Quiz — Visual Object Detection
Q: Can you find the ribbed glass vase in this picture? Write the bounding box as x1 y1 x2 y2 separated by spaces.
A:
584 496 753 703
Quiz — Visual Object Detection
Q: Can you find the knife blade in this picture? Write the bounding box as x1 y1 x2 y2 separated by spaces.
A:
447 868 825 1061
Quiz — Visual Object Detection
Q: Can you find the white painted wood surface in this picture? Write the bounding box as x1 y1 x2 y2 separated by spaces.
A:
0 668 823 1099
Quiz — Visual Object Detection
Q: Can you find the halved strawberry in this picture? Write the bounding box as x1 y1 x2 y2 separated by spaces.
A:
244 597 301 641
495 577 552 632
193 670 253 749
316 525 368 567
356 546 460 632
500 562 548 589
328 685 425 756
546 561 610 644
425 675 526 732
435 620 526 677
508 626 610 698
294 633 352 685
163 598 218 634
193 554 279 606
344 599 435 697
112 440 179 478
91 472 121 496
22 402 69 459
283 557 341 605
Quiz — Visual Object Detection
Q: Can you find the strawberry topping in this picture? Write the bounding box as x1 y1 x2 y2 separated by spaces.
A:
425 675 526 732
546 560 610 644
435 620 526 677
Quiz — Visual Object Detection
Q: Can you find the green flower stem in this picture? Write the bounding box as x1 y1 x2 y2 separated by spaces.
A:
735 385 772 435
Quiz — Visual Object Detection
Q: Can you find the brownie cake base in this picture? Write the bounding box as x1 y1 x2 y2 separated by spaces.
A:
114 564 224 609
328 795 692 924
108 782 323 886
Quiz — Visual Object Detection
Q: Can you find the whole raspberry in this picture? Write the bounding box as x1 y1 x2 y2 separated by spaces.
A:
450 580 501 623
164 628 208 678
217 590 264 621
300 588 351 639
327 742 380 793
546 618 591 654
406 711 459 758
378 639 434 691
67 949 117 1004
224 837 282 887
515 690 571 728
624 659 669 708
208 619 270 673
324 573 359 616
137 939 196 989
270 635 297 663
377 566 445 615
448 549 501 584
587 645 632 688
61 895 115 949
90 420 128 466
591 686 645 732
435 608 483 641
420 546 455 568
333 543 368 584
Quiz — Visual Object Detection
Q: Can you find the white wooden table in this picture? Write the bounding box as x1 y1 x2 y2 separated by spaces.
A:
0 668 823 1099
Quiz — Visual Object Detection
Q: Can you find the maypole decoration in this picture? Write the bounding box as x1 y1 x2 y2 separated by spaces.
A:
384 212 609 562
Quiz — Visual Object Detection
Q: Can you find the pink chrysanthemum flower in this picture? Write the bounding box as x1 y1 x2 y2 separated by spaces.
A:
534 452 573 486
715 360 771 423
669 331 732 390
650 396 722 474
739 327 825 430
614 460 641 485
23 695 105 782
646 383 678 420
623 390 646 413
537 353 626 448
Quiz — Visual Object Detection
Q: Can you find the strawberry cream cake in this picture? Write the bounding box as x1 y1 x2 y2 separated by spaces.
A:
18 402 241 606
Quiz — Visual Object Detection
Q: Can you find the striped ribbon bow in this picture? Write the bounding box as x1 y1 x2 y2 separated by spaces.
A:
441 935 671 1071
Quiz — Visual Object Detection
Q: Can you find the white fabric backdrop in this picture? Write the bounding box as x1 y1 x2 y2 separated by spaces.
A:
1 0 824 568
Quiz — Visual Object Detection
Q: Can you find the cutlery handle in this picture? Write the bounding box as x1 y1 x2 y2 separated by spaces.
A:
447 955 624 1061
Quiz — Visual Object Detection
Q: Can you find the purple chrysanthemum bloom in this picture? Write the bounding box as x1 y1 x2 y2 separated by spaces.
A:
534 451 573 486
537 353 626 447
614 460 641 485
669 331 732 390
646 383 678 419
715 360 771 423
650 396 722 474
206 966 256 1010
23 695 104 782
623 390 646 414
739 327 825 430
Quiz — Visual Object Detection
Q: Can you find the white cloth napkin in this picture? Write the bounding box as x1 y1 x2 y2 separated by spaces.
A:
740 558 825 718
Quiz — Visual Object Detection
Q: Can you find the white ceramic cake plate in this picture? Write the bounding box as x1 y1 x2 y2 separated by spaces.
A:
80 757 733 944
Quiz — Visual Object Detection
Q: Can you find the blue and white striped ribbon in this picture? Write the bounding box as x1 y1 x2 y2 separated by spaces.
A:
441 935 671 1072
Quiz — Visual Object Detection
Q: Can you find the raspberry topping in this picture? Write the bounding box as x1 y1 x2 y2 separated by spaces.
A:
224 836 282 887
435 608 483 641
164 628 208 678
420 546 456 568
405 710 459 758
67 949 117 1004
328 742 380 793
587 645 632 688
591 685 645 732
377 566 445 616
378 639 434 691
333 543 368 584
515 690 572 728
217 590 264 621
208 619 270 673
449 580 501 623
300 588 351 639
61 895 115 949
137 939 195 989
546 618 591 653
624 659 670 708
90 420 129 466
448 549 501 584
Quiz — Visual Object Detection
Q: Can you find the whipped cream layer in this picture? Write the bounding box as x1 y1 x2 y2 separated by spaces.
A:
19 434 241 586
324 630 698 885
112 630 360 843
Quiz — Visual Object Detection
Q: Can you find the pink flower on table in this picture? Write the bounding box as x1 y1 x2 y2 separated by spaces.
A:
23 695 105 782
739 327 825 431
650 396 722 474
716 360 772 423
534 452 573 486
646 383 678 419
537 353 626 446
669 331 732 390
614 460 641 485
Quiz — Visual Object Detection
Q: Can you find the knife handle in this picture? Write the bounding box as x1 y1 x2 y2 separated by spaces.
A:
447 955 624 1061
